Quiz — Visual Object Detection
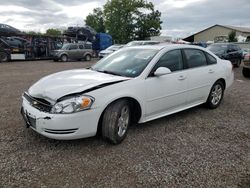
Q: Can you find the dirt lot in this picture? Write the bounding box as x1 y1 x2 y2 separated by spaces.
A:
0 60 249 188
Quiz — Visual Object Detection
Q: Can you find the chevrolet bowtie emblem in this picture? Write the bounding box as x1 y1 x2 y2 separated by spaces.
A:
33 101 38 105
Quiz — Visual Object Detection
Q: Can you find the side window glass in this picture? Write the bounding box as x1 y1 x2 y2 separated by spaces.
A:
206 53 217 65
228 45 234 52
69 45 77 50
84 44 92 49
153 50 183 72
184 49 207 68
79 45 84 49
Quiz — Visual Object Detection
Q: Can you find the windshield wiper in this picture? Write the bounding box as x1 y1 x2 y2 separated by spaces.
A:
95 70 124 77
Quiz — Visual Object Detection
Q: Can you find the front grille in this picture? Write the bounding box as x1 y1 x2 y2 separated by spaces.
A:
44 128 78 134
23 92 52 113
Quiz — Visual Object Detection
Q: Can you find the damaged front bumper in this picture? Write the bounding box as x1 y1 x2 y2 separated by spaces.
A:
21 96 101 140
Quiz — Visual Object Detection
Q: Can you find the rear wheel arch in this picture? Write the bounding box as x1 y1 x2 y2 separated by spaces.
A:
216 78 226 89
96 97 142 136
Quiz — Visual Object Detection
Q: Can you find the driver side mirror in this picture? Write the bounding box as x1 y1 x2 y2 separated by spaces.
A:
154 67 171 77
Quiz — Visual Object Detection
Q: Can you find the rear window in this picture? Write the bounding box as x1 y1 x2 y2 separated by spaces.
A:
184 49 207 68
207 44 228 53
206 53 217 65
69 45 77 50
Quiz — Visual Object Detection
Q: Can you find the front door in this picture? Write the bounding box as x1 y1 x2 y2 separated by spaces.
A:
145 49 188 120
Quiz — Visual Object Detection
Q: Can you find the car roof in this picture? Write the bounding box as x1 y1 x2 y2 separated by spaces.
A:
126 44 205 51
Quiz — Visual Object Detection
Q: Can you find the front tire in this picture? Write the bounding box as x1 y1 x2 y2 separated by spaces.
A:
242 67 250 78
0 52 9 62
102 100 131 144
60 55 68 62
206 81 224 109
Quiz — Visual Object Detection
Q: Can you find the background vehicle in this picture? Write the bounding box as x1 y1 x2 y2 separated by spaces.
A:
0 23 23 36
52 43 93 62
0 23 111 61
242 50 250 77
92 33 113 55
125 40 160 47
207 43 243 67
63 26 96 42
98 44 123 58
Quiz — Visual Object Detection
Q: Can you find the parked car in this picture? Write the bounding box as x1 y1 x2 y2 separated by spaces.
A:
125 40 160 47
63 26 96 42
52 43 93 62
242 50 250 78
0 23 23 36
98 45 123 58
207 43 243 67
21 45 234 144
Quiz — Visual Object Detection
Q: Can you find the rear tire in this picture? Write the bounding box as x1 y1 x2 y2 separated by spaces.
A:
85 54 91 61
242 67 250 78
60 55 68 62
102 100 131 144
206 81 224 109
0 52 9 62
234 59 241 68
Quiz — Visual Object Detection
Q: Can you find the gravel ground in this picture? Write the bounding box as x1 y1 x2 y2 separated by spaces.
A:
0 60 249 188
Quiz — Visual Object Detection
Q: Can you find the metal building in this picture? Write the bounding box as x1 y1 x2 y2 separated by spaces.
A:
183 24 250 43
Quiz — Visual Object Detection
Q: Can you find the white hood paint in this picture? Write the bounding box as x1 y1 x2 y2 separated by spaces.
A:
100 49 113 54
28 69 128 103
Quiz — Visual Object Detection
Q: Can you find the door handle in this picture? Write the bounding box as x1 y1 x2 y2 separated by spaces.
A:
208 69 214 73
178 75 186 80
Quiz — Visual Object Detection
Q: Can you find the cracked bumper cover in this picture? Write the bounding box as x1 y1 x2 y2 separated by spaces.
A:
21 97 101 140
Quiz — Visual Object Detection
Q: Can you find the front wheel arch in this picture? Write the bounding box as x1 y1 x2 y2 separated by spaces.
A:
96 97 142 137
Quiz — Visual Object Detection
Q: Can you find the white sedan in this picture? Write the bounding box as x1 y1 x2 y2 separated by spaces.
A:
21 45 234 144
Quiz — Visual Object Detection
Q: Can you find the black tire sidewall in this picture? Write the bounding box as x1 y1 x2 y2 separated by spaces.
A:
102 100 131 144
0 52 9 62
206 81 224 109
242 67 250 78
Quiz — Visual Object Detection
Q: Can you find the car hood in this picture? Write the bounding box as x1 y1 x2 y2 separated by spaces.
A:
52 49 64 53
28 69 129 103
100 50 113 54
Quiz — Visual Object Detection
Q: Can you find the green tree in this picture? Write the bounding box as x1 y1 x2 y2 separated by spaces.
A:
46 28 61 37
228 30 237 42
135 6 162 40
102 0 162 43
85 8 106 33
25 31 43 35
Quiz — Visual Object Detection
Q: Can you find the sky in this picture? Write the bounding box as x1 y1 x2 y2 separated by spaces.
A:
0 0 250 39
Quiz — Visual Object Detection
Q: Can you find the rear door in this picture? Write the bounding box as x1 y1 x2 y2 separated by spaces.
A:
145 49 188 119
183 49 217 104
68 44 78 59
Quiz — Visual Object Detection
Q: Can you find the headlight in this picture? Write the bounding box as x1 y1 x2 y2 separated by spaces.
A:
51 95 95 114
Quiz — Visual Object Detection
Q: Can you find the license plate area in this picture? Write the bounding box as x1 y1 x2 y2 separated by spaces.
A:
21 108 36 129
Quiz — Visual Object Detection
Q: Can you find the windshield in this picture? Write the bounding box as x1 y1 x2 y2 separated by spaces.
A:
61 44 70 50
207 44 227 53
91 48 158 78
